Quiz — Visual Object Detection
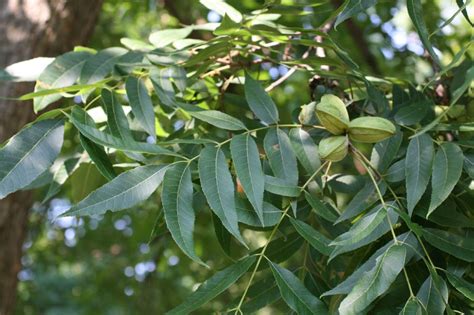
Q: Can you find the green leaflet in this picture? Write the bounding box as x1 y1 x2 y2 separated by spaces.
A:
269 261 328 315
253 233 303 270
264 128 298 184
62 164 168 217
330 203 399 261
400 297 425 315
198 145 247 247
1 57 54 82
43 157 81 203
336 180 386 223
428 143 463 215
245 73 279 125
236 198 281 227
445 271 474 302
166 256 256 314
0 119 64 199
125 76 156 139
338 245 407 315
78 47 127 102
407 0 440 66
200 0 243 22
70 106 178 157
61 165 167 216
456 0 473 25
238 277 280 313
423 228 474 262
370 130 402 173
416 276 449 315
101 89 134 141
178 103 247 131
289 218 332 256
34 51 91 112
79 135 116 181
323 232 419 297
162 163 205 266
335 0 377 27
385 159 405 183
149 27 193 48
231 134 265 224
264 175 301 197
289 128 321 175
304 191 338 223
406 134 434 215
330 203 391 246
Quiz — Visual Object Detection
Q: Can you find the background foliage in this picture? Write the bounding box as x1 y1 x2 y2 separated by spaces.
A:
0 0 472 314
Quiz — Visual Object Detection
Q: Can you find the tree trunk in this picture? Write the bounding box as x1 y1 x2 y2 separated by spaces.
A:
0 1 103 314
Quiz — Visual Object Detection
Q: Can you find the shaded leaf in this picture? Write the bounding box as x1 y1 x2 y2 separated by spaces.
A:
62 165 168 217
304 191 338 223
289 128 321 175
323 233 418 297
339 245 407 315
264 175 301 197
236 198 281 227
166 256 256 314
290 218 331 256
101 89 134 141
336 180 386 223
269 261 328 314
416 276 448 315
423 228 474 262
264 128 298 184
0 119 64 199
125 76 156 139
428 143 463 215
231 134 265 223
79 135 116 181
406 134 434 215
162 163 205 265
245 73 279 125
198 145 246 246
330 203 399 261
400 297 425 315
370 130 402 173
446 271 474 301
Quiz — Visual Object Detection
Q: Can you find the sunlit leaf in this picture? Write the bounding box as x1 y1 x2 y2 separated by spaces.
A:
0 119 64 199
62 164 168 217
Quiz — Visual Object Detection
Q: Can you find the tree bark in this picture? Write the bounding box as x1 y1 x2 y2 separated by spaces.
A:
0 1 103 314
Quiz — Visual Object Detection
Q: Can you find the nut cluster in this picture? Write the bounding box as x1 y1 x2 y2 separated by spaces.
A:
316 95 396 162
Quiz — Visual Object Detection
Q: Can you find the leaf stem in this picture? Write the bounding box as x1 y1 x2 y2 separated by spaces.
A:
233 205 291 314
